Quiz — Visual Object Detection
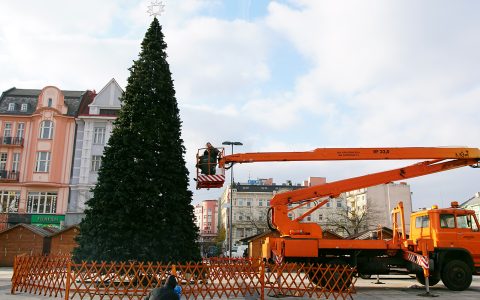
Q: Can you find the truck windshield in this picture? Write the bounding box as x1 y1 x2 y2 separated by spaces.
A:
440 214 477 230
440 214 455 228
457 214 478 231
456 215 469 229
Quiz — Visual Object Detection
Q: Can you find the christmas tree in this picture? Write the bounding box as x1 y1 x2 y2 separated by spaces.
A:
74 18 200 262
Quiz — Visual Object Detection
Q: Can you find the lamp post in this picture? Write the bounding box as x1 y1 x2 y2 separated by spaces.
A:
222 141 243 258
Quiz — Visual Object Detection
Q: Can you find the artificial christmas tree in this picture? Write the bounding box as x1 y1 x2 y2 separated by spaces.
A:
74 18 200 262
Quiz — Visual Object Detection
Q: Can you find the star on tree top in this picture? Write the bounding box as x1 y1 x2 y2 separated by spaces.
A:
148 0 165 18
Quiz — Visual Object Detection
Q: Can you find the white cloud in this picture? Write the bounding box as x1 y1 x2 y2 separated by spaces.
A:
219 0 480 205
166 17 271 103
0 0 478 206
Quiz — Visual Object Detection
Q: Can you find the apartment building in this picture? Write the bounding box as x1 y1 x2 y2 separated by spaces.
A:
218 177 345 249
0 86 92 230
66 79 122 225
344 182 413 231
194 199 219 256
194 200 218 235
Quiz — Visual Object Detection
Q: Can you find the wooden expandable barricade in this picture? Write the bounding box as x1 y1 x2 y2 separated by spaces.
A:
11 255 357 300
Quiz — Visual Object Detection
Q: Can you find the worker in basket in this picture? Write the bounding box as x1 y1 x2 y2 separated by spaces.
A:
198 142 221 175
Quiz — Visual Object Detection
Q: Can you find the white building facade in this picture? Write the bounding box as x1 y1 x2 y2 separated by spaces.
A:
66 79 122 225
461 192 480 220
344 182 413 231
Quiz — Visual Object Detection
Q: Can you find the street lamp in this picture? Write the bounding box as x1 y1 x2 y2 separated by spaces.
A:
222 141 243 258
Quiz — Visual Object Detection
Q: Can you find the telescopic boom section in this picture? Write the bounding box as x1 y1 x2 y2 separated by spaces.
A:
195 146 480 236
218 147 479 168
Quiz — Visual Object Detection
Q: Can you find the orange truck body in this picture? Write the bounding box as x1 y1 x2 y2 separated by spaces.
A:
196 146 480 290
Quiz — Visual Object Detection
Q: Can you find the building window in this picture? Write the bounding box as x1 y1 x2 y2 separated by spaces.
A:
91 155 102 172
319 214 323 221
246 200 251 206
306 216 311 221
238 199 244 206
236 228 244 238
93 127 106 144
16 123 25 139
21 104 28 111
0 153 7 171
7 103 15 111
35 152 51 172
337 201 342 208
48 98 52 107
259 200 263 207
3 123 12 138
326 201 331 208
12 153 20 172
0 191 20 213
39 120 53 139
27 192 57 214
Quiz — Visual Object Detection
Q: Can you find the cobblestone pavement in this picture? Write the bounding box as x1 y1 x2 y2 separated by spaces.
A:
2 268 479 299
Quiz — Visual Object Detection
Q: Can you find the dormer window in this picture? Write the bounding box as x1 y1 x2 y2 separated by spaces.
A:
21 104 28 112
48 98 52 107
8 103 15 111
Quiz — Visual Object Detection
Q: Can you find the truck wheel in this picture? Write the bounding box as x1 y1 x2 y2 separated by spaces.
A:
441 260 472 291
416 272 440 286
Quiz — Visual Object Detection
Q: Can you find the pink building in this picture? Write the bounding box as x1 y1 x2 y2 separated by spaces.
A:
0 86 92 229
194 200 218 236
194 200 218 256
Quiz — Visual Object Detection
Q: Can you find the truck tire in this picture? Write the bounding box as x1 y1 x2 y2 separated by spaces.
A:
416 272 440 286
441 260 472 291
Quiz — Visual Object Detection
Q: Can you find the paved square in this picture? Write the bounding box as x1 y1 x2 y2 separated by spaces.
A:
2 268 479 300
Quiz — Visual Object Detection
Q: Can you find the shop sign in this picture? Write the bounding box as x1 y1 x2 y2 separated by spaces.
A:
31 214 65 225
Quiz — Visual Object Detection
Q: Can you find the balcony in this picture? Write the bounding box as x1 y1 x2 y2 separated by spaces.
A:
0 170 20 182
0 136 24 147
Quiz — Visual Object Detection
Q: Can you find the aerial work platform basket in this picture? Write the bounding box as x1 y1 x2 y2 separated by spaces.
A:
196 147 225 189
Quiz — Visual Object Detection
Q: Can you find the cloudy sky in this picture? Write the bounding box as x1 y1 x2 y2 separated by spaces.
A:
1 0 479 209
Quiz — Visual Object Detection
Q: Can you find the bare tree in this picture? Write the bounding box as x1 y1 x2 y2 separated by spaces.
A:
325 205 370 237
246 206 270 234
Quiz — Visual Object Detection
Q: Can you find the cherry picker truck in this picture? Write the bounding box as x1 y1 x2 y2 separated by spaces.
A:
196 146 480 291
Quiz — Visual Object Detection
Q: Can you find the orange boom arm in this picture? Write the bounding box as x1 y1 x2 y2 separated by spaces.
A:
196 146 480 238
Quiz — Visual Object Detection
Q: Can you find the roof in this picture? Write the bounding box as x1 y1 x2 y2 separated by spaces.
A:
235 184 305 193
0 87 87 116
346 227 394 240
460 194 480 208
323 230 344 239
49 225 80 238
77 90 97 115
0 223 54 237
240 230 280 243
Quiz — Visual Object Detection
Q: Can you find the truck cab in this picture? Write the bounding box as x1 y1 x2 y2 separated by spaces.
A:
408 202 480 290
